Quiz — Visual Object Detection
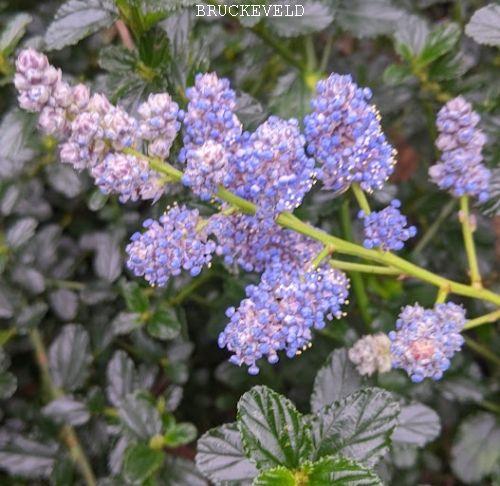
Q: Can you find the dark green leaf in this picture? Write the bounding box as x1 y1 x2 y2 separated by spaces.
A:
6 217 37 249
311 388 399 466
111 311 141 336
106 351 139 407
392 403 440 447
383 64 413 85
49 289 78 321
15 302 48 332
45 0 118 50
311 348 362 413
163 456 207 486
147 307 181 341
42 396 90 426
394 14 429 58
117 391 163 440
48 324 92 392
336 0 404 39
307 455 383 485
94 235 122 283
419 22 461 66
252 466 295 485
123 442 164 484
465 4 500 47
428 50 470 80
164 422 197 447
120 280 149 313
0 13 32 55
196 422 258 485
451 412 500 483
0 434 58 479
237 385 313 470
268 1 337 38
46 165 83 198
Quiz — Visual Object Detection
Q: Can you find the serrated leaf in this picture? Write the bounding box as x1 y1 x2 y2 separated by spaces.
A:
391 403 440 447
106 351 139 407
0 434 58 479
49 324 91 392
46 165 83 198
465 4 500 47
419 22 461 66
394 14 429 58
164 422 197 448
253 456 382 485
164 456 207 486
196 422 258 485
111 311 141 336
268 0 337 38
42 396 90 426
0 13 32 55
49 289 78 321
237 385 312 470
383 64 413 85
120 280 149 313
117 391 163 440
94 235 122 282
311 348 362 413
252 466 294 485
6 217 37 249
311 388 399 466
123 442 164 484
45 0 118 50
147 307 181 341
336 0 404 39
451 412 500 483
15 302 48 332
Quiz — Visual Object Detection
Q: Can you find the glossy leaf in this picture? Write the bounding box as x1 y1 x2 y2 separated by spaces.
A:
311 348 362 413
48 324 91 392
117 391 163 440
45 0 118 50
106 351 139 407
0 13 32 55
147 307 181 341
237 385 313 470
123 442 164 484
42 396 90 426
392 403 440 447
196 422 258 485
311 388 399 466
465 4 500 47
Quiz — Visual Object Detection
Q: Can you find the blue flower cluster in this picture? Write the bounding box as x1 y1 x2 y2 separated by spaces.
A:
230 117 315 218
126 205 216 287
207 212 321 273
389 302 465 382
359 200 417 251
218 263 349 374
429 96 490 202
304 73 395 194
180 72 242 153
182 141 230 200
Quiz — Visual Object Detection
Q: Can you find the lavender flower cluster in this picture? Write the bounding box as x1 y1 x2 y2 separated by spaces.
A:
429 96 490 203
304 73 396 194
348 333 392 376
15 49 478 377
359 200 417 251
389 303 465 382
219 263 349 374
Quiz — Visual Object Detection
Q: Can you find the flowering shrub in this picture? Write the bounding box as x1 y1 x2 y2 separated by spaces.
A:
0 1 499 485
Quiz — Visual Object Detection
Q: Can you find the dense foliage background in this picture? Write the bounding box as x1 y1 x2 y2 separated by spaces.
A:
0 0 499 484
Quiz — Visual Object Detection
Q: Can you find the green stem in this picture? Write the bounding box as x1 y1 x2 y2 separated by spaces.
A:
435 287 449 304
168 270 214 306
463 309 500 331
319 34 334 73
464 336 500 367
29 330 97 486
460 196 482 288
125 149 500 307
351 183 371 214
480 401 500 415
311 246 333 269
329 259 400 275
412 199 456 255
340 200 372 328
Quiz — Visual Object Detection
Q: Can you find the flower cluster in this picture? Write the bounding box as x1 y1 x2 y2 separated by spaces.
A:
389 302 466 382
304 73 395 194
91 153 164 203
126 206 216 287
429 96 490 203
207 212 321 273
182 141 230 200
230 117 315 217
180 72 242 152
138 93 180 159
348 333 392 376
218 264 349 374
359 200 417 251
14 48 90 139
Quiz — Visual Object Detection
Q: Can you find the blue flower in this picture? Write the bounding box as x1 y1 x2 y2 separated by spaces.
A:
359 199 417 251
429 97 490 203
389 302 465 382
304 73 395 194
